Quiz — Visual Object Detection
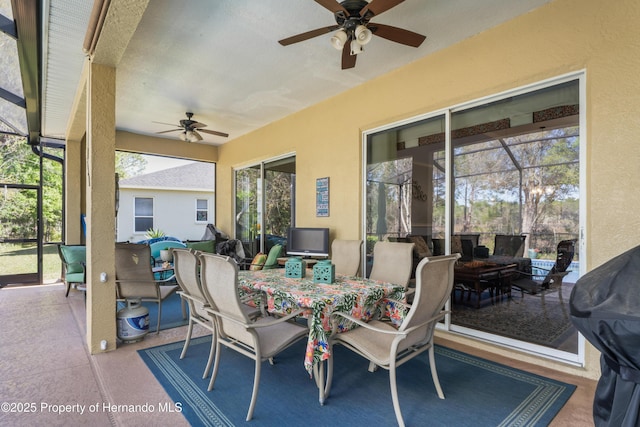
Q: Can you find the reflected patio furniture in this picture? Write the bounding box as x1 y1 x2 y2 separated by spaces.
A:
493 234 527 257
324 254 460 427
455 261 518 308
511 239 576 296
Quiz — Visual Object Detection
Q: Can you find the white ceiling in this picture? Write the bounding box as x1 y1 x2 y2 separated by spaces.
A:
41 0 552 146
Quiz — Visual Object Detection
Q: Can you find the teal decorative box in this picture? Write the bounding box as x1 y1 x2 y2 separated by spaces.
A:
313 260 335 284
285 257 306 278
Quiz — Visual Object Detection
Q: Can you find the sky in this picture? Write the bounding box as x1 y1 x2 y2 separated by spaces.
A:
141 154 194 174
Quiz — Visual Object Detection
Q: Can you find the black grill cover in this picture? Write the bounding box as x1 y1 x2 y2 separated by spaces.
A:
570 245 640 427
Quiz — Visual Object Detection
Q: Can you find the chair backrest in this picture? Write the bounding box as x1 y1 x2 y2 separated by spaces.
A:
493 234 526 257
263 244 283 269
331 239 362 276
369 241 415 288
172 248 208 317
198 252 252 341
554 240 576 272
115 243 158 298
399 254 460 340
58 244 86 274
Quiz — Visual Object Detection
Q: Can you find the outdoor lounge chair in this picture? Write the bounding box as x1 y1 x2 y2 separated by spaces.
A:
511 239 576 295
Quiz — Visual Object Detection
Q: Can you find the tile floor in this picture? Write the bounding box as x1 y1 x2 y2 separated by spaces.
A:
0 282 596 426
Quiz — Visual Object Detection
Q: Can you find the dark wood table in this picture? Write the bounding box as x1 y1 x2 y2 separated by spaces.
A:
454 262 518 307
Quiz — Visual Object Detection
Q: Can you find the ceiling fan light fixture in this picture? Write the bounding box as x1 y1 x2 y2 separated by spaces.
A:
331 29 348 50
354 25 372 45
350 39 363 55
179 131 189 142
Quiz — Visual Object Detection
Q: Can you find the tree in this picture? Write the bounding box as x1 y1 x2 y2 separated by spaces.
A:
115 151 147 179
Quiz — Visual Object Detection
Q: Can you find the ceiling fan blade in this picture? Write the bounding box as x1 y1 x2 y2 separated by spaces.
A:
191 121 207 129
370 23 426 47
315 0 350 15
152 121 180 127
199 129 229 138
341 42 356 70
191 130 203 141
360 0 405 17
155 128 182 134
279 25 339 46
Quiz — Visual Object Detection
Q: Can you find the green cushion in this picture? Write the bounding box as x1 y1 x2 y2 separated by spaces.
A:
65 272 85 284
186 240 216 253
60 246 86 274
263 244 283 269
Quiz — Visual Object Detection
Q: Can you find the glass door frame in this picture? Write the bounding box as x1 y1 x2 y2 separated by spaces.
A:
0 183 42 285
361 71 586 366
233 152 296 254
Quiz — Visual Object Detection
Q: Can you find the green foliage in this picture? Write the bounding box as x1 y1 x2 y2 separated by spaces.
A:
0 135 63 242
115 151 147 179
145 228 165 238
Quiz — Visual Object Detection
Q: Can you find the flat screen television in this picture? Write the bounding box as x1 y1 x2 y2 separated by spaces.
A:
286 227 330 258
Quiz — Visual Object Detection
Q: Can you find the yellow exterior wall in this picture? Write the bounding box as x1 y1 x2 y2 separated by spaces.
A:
215 0 640 379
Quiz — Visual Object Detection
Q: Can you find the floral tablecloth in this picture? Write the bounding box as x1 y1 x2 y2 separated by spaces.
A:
238 269 405 376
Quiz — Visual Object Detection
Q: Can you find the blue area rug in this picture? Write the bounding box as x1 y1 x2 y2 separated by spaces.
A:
138 336 575 426
118 292 188 333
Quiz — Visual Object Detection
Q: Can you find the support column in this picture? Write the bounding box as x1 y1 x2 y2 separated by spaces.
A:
64 138 83 244
86 62 116 353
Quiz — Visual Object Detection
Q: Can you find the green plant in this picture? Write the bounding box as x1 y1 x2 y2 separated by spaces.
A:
145 228 165 239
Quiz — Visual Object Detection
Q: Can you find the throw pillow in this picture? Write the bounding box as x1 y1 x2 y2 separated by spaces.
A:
249 253 267 271
264 244 283 269
407 235 432 258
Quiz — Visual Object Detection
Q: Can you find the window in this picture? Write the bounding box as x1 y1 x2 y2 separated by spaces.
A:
364 75 582 361
196 199 209 222
134 197 153 232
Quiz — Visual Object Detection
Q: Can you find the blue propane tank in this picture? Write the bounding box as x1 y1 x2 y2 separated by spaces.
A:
117 299 149 343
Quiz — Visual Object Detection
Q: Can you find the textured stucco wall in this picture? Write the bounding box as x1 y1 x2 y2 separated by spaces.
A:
215 0 640 379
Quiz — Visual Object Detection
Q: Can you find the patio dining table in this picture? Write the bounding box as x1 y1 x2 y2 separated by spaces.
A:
237 269 405 377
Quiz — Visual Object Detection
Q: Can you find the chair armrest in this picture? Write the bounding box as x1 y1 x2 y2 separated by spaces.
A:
176 291 209 307
204 306 304 328
330 309 448 337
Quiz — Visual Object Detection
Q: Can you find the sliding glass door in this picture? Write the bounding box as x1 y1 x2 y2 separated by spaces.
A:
235 155 295 257
364 76 582 361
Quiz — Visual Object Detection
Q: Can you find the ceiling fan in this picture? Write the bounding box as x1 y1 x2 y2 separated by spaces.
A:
154 112 229 142
278 0 426 70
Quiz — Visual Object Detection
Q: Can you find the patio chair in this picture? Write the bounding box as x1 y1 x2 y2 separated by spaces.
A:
511 239 576 296
149 240 187 265
57 244 86 297
198 252 308 421
172 248 216 378
115 243 182 334
493 234 527 257
368 241 415 290
174 248 263 377
324 254 460 427
331 239 362 276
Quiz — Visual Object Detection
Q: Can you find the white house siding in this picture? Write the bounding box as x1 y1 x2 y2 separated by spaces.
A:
116 162 216 242
116 187 214 242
